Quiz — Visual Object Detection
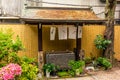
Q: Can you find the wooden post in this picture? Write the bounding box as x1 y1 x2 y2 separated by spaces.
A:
75 24 81 60
38 23 44 73
38 23 42 51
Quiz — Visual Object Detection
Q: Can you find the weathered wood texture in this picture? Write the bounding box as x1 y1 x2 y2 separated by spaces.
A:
0 0 119 19
27 0 42 7
1 0 21 16
41 0 120 19
23 8 101 20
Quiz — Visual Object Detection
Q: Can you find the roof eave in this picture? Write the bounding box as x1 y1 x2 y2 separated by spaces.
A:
26 6 91 10
21 18 106 24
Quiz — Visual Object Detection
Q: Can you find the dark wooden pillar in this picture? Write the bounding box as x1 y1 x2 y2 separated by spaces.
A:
75 24 81 60
38 23 43 72
38 23 42 51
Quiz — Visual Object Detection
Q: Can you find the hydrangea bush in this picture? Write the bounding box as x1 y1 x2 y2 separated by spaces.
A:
0 63 22 80
0 29 38 80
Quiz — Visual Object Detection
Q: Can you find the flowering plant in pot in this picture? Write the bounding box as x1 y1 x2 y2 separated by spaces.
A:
43 63 56 78
0 63 22 80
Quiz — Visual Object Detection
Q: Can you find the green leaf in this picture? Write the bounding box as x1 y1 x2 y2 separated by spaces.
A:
94 34 111 50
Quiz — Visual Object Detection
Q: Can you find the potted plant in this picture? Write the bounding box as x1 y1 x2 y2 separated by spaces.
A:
43 63 55 78
68 60 85 76
51 65 59 76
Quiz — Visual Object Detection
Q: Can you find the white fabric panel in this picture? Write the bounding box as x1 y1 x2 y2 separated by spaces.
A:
58 25 67 40
68 26 77 39
50 27 56 40
78 26 82 38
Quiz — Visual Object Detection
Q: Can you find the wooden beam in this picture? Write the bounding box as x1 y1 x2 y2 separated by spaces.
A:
0 17 19 19
26 6 90 10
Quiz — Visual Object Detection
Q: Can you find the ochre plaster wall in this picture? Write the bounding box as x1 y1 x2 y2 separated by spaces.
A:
82 25 105 58
114 25 120 60
42 25 76 52
0 24 120 61
0 24 38 58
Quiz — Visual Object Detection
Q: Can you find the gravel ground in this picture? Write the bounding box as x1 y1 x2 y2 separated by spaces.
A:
51 67 120 80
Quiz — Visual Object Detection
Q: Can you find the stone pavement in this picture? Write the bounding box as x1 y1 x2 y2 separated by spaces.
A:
51 67 120 80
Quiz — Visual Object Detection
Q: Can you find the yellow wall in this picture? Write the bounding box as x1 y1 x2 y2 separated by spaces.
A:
81 25 120 61
0 24 38 58
114 25 120 60
0 24 120 61
42 25 106 58
82 25 105 58
42 25 76 52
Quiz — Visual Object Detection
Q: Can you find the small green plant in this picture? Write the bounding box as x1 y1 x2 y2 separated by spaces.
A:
21 56 35 64
57 71 70 78
68 60 85 75
84 57 92 64
68 70 75 77
16 56 38 80
96 57 112 70
18 62 38 80
94 35 111 50
43 63 56 73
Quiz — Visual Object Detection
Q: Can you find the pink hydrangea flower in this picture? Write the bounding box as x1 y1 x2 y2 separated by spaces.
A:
0 63 22 80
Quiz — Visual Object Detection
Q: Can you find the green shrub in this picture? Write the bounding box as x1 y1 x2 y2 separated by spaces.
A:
17 62 38 80
0 29 24 67
16 56 38 80
94 35 111 50
21 56 35 64
57 71 70 77
84 57 92 64
0 29 39 80
68 60 85 74
68 70 75 76
96 57 112 70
